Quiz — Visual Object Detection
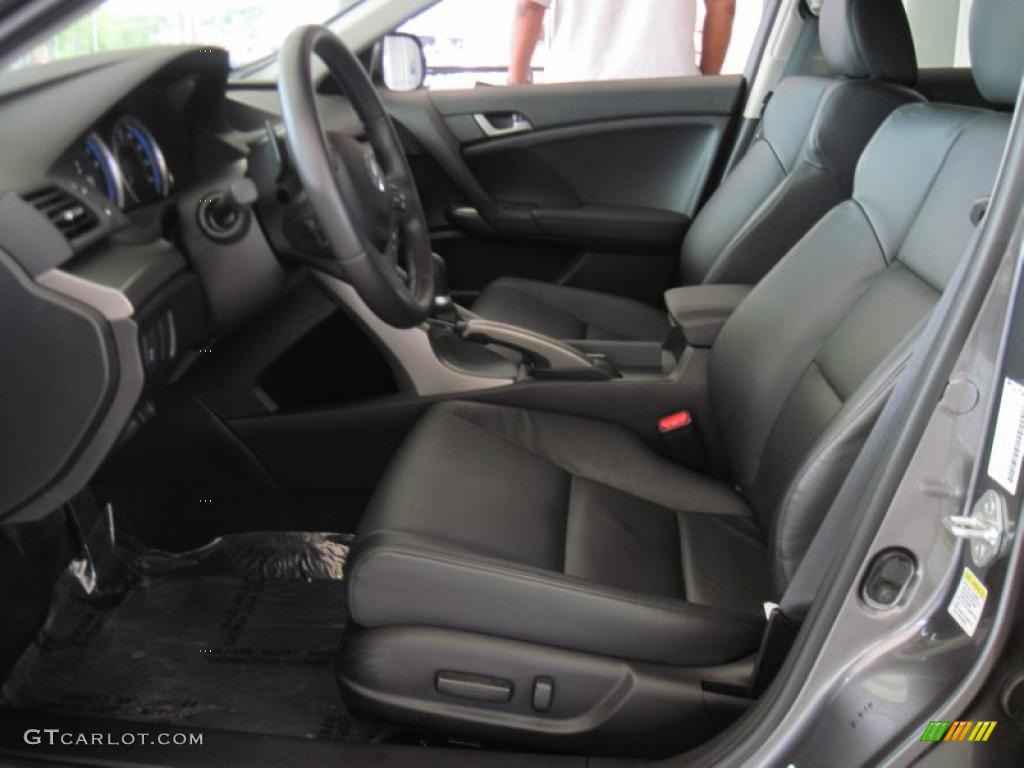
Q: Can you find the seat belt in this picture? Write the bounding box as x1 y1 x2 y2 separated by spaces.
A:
749 249 974 696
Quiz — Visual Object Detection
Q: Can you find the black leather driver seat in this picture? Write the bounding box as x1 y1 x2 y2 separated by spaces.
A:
470 0 923 342
341 0 1024 755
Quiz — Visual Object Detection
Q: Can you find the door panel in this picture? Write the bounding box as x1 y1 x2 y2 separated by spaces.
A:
430 76 744 132
386 76 745 305
463 119 717 226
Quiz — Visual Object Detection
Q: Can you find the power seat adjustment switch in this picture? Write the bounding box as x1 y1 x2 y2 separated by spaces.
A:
532 676 554 712
435 671 512 703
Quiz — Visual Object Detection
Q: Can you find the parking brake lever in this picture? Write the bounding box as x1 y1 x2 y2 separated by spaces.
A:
458 318 618 380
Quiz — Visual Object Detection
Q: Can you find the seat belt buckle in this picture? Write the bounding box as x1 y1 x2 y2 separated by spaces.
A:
658 410 705 470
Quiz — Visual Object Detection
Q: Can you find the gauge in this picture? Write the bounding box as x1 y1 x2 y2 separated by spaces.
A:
70 132 123 208
111 116 171 207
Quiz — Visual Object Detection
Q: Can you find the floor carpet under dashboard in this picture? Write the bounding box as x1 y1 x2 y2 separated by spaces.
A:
2 532 377 742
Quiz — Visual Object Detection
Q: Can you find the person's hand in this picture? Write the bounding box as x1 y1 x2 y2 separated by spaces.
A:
701 0 736 75
509 0 546 85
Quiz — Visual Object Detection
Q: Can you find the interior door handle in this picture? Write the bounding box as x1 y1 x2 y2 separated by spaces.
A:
473 112 534 138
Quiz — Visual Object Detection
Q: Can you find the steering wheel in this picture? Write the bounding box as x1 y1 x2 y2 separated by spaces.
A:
278 26 434 328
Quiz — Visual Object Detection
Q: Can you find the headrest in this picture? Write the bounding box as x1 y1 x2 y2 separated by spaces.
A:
819 0 918 86
970 0 1024 106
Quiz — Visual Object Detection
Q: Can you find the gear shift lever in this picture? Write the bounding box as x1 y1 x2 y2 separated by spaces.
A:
431 253 460 322
432 253 451 308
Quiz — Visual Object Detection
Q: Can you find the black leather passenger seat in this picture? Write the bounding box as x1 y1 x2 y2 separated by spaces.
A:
339 0 1024 755
471 0 923 342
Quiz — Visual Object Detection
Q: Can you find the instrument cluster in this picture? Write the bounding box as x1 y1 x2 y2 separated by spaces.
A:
68 115 172 210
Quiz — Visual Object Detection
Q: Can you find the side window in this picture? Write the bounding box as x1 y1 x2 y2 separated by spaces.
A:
903 0 973 68
397 0 765 90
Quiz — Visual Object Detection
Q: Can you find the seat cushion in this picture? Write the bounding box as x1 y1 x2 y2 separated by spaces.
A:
347 401 768 667
471 277 672 342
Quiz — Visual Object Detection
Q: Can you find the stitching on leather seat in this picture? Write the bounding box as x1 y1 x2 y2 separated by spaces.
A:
352 541 764 628
445 406 751 520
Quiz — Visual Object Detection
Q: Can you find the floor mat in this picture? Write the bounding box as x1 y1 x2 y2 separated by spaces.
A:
1 532 377 742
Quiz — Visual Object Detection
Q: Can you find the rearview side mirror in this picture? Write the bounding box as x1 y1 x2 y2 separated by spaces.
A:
380 33 426 92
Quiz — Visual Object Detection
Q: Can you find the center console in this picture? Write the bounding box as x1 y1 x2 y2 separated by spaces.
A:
426 272 750 387
409 265 754 479
429 316 673 381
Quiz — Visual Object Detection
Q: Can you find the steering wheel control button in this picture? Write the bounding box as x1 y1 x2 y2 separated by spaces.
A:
532 676 554 712
435 671 513 704
861 549 916 610
391 187 408 213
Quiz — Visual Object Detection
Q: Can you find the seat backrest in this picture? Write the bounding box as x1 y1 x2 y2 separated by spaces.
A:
708 0 1024 594
679 0 921 287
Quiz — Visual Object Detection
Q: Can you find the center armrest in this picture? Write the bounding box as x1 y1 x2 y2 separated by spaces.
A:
664 284 752 348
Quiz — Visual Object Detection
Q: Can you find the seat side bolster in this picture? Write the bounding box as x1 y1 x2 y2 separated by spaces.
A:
766 334 918 592
347 534 765 668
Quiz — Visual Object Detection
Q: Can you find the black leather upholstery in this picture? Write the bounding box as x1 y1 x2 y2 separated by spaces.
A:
350 401 766 667
472 0 921 341
819 0 917 84
678 75 919 286
713 107 1011 590
342 0 1020 747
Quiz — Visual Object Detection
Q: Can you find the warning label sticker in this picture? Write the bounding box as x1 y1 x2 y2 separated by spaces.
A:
987 378 1024 495
948 567 988 637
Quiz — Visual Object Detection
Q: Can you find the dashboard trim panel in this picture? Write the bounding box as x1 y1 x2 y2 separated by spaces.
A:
36 268 135 320
0 247 144 523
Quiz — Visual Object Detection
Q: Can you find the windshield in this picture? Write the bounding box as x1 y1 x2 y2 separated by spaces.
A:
10 0 365 70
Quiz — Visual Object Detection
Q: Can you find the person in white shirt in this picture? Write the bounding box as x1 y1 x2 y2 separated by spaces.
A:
509 0 736 84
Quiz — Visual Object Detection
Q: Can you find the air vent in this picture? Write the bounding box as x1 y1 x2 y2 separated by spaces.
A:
24 186 98 241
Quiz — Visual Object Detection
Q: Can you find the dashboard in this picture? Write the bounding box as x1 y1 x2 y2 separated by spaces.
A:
0 46 299 524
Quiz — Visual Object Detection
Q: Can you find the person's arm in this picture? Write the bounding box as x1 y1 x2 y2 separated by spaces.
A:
700 0 736 75
509 0 548 84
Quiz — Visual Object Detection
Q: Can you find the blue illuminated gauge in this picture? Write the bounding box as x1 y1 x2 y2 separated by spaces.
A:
73 132 124 208
111 116 171 208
